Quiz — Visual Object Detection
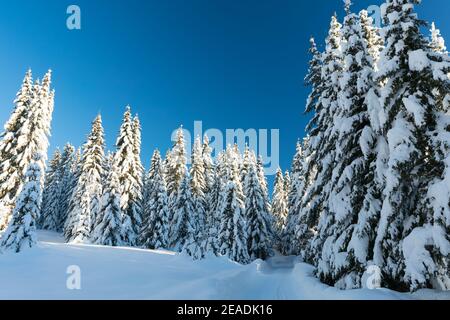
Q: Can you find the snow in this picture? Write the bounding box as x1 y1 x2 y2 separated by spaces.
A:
0 230 449 300
403 96 425 126
408 49 430 72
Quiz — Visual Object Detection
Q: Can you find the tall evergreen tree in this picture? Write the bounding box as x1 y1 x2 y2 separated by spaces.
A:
272 168 288 235
92 158 122 246
217 146 250 264
57 143 76 231
244 156 272 261
39 149 62 231
0 70 54 232
301 15 343 265
140 150 170 249
169 174 195 251
166 128 187 198
115 106 141 246
64 115 104 243
132 115 144 224
0 153 42 253
373 0 450 291
315 2 382 288
189 136 207 254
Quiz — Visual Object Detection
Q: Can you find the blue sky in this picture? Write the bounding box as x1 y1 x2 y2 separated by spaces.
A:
0 0 448 183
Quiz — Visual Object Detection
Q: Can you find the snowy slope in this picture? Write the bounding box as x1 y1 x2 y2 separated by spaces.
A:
0 231 448 300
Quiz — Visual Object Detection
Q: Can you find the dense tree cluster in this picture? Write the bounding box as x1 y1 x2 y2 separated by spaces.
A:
283 0 450 292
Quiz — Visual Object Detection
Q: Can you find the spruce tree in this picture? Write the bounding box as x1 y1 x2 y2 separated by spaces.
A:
140 150 170 249
315 2 382 288
217 146 250 264
39 149 62 231
189 136 207 255
169 174 195 251
0 70 54 232
244 156 271 261
57 143 76 231
301 15 343 266
166 127 187 198
64 115 104 243
271 168 288 237
373 0 450 291
0 153 42 253
115 106 141 246
92 159 122 246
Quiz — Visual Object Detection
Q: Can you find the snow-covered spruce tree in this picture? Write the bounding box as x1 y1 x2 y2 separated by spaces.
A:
140 150 170 249
300 15 343 266
0 70 33 229
0 153 42 253
57 143 76 231
284 137 315 256
166 127 188 199
282 140 305 255
92 158 122 246
244 155 271 261
64 115 104 243
217 146 250 264
30 70 54 189
114 106 141 246
132 115 144 220
205 151 225 255
202 135 217 254
373 0 450 291
39 149 62 231
289 38 325 259
430 22 447 54
0 70 54 232
271 168 288 238
315 1 382 288
140 149 161 243
169 174 195 251
188 136 207 257
182 176 205 260
359 10 384 69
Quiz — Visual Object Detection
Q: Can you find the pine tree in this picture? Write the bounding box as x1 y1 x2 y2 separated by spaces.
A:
202 135 217 255
244 156 271 261
64 115 104 243
301 15 343 266
0 70 54 232
205 151 225 255
189 136 207 256
217 146 250 264
115 106 141 246
39 149 62 231
140 150 170 249
140 149 161 244
132 115 144 226
57 143 76 231
92 159 122 246
373 0 450 291
271 168 288 238
284 137 314 256
166 127 187 198
182 175 204 259
169 174 195 251
314 2 383 288
0 153 42 253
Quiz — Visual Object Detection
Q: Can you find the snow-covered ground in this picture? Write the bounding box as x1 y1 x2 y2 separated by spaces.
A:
0 231 449 300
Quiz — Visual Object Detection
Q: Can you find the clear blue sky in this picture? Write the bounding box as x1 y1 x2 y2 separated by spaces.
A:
0 0 448 182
